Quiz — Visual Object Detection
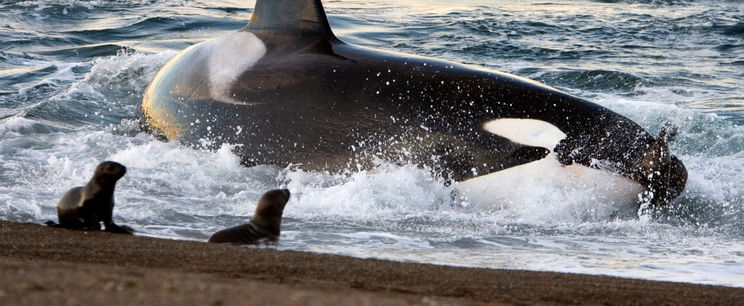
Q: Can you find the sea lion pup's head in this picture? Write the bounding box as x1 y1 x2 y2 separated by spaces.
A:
92 161 127 187
252 189 291 229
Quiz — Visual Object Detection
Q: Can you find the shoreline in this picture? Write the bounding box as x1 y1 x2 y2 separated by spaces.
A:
1 220 741 305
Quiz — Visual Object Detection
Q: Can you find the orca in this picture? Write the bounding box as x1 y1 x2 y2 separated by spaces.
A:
142 0 687 207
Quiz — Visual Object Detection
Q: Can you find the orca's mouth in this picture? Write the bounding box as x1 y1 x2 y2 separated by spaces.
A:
483 118 688 206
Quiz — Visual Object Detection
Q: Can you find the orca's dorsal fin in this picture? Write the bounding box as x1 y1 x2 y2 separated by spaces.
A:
248 0 334 37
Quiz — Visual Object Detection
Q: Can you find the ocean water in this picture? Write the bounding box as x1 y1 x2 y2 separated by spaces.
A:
1 0 743 287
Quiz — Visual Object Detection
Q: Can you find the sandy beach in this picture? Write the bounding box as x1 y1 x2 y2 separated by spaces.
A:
0 220 741 305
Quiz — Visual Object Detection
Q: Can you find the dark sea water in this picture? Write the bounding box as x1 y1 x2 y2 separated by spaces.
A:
1 0 743 287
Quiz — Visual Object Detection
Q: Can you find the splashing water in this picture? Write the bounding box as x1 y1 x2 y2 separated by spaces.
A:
0 0 742 287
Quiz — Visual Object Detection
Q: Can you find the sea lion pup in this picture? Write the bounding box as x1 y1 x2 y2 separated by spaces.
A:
208 189 291 245
45 161 134 235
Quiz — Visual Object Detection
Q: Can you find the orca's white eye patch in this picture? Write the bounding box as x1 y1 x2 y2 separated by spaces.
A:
483 118 566 150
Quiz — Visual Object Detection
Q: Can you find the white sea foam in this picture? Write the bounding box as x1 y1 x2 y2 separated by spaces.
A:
53 50 177 105
283 162 455 220
0 117 58 136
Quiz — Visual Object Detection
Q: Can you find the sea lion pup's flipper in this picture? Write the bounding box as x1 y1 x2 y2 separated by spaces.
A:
44 220 103 231
630 123 688 206
104 223 135 235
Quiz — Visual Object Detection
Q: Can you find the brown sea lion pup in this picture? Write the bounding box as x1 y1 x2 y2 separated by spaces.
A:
629 123 688 206
45 161 134 235
208 189 291 245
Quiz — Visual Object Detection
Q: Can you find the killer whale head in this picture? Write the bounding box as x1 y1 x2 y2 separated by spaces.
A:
142 0 688 208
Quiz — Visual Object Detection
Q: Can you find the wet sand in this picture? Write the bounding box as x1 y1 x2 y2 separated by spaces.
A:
0 220 741 305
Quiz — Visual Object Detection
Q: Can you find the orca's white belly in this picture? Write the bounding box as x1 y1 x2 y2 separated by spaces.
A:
456 153 644 220
458 118 644 220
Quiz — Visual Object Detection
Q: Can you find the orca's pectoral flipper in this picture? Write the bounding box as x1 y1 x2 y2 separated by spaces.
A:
248 0 334 37
630 122 687 206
